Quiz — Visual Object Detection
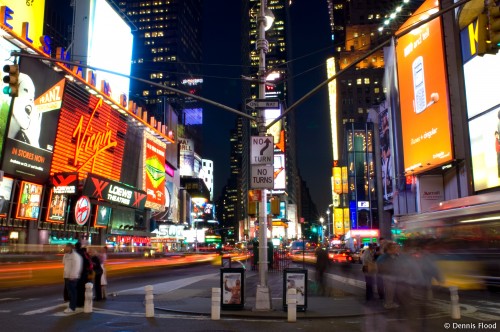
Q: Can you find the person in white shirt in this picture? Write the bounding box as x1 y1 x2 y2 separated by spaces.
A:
63 243 83 313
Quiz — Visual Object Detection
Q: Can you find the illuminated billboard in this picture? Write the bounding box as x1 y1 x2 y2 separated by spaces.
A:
184 108 203 125
50 84 127 181
274 153 286 191
16 181 43 220
179 137 194 176
460 14 500 191
143 132 166 210
0 176 14 217
395 0 453 174
0 1 46 50
2 56 64 182
46 192 68 223
73 0 133 103
94 205 111 228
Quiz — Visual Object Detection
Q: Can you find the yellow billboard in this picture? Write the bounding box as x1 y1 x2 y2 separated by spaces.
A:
0 1 46 50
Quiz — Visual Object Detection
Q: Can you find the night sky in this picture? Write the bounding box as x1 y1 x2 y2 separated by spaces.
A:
201 1 333 218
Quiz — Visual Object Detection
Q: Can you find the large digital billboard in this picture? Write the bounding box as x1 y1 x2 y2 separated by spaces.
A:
396 0 453 174
460 11 500 191
0 0 46 50
50 84 128 181
74 0 133 104
2 56 64 182
143 132 166 210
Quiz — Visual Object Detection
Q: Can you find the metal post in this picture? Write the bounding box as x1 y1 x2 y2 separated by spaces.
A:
255 0 271 311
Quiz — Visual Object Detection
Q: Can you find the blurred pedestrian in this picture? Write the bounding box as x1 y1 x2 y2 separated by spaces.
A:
361 244 377 301
373 243 384 300
75 242 93 308
315 244 329 295
99 246 108 300
90 249 104 301
62 243 82 313
376 242 400 309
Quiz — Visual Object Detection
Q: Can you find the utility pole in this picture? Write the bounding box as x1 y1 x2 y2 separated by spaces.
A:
254 0 272 311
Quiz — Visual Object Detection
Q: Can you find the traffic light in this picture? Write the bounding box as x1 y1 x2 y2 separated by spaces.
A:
489 5 500 50
2 64 19 97
270 197 280 216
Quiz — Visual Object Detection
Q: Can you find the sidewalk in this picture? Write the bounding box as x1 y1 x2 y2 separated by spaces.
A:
147 268 384 319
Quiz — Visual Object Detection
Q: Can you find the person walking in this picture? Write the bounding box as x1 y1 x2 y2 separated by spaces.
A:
377 242 400 309
62 243 82 313
99 246 108 300
75 242 93 308
315 244 330 295
90 249 104 301
361 244 377 302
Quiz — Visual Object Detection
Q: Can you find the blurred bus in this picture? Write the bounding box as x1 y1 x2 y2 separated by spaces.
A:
393 192 500 291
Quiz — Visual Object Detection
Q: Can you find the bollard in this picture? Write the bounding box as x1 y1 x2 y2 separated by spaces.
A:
287 288 297 322
84 282 93 313
145 285 155 318
449 286 460 319
211 287 221 320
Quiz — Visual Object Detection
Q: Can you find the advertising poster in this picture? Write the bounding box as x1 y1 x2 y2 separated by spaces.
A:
459 12 500 191
273 153 286 191
2 56 64 182
179 138 194 176
46 192 68 222
94 205 111 228
221 270 244 308
395 0 453 174
0 1 46 51
378 101 394 206
16 181 43 220
0 176 14 217
143 132 166 210
284 271 307 308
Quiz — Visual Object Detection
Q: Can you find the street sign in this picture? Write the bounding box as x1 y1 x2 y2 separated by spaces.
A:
245 98 280 110
250 136 274 165
251 165 274 189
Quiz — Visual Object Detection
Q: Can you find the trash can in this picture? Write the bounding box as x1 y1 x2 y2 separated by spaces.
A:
220 267 245 310
283 268 307 311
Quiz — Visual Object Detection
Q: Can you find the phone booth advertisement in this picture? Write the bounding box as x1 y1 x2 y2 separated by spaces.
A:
283 268 307 311
220 268 245 310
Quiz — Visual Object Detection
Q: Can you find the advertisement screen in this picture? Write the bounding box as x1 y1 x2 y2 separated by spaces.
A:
2 56 64 182
395 0 453 174
0 176 14 217
143 132 166 210
94 205 111 228
179 138 194 176
50 84 127 181
460 14 500 191
0 0 46 50
87 0 133 103
16 181 43 220
46 191 68 223
274 153 286 190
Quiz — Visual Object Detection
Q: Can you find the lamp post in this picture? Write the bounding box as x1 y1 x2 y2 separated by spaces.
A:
326 209 331 242
255 0 274 311
319 217 324 244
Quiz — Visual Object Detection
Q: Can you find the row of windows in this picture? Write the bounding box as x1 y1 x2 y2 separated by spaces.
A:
151 47 171 53
342 78 380 85
152 56 177 62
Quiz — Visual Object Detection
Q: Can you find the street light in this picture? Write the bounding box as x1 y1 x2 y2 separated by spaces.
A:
255 0 273 311
319 217 324 243
326 209 331 241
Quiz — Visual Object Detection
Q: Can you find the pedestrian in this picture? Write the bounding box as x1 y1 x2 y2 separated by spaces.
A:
373 243 385 300
99 246 108 300
90 249 104 301
361 243 377 301
376 242 400 309
315 244 329 295
62 243 82 313
75 242 93 308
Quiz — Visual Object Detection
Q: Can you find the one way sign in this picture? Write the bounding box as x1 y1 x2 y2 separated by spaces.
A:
246 98 280 110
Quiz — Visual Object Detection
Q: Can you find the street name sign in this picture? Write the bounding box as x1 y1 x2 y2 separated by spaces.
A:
245 98 280 110
251 165 274 189
251 136 274 165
